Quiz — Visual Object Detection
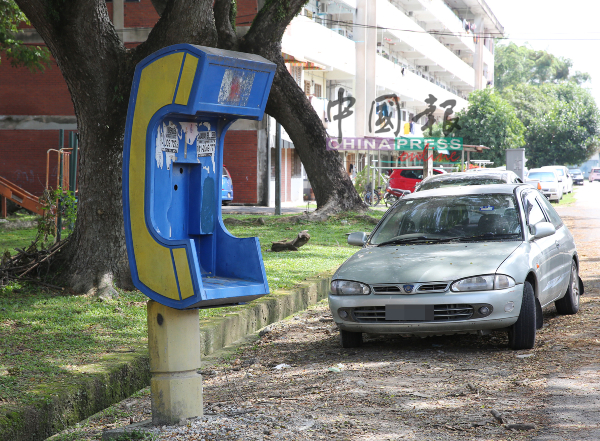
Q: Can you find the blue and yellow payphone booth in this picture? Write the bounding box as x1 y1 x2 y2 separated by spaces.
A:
122 44 276 309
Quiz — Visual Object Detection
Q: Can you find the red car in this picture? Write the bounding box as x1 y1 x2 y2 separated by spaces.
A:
389 167 447 192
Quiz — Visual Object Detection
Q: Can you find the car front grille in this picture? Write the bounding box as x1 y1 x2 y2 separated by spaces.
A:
371 282 449 294
352 304 474 323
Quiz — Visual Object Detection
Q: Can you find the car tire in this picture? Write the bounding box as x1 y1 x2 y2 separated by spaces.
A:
340 330 363 348
555 260 580 315
508 281 536 350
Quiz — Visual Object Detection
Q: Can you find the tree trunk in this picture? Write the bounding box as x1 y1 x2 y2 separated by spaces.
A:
238 2 366 215
264 59 365 214
14 0 364 294
15 0 218 294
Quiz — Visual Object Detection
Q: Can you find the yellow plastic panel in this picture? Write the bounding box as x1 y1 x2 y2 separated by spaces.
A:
129 53 185 299
173 248 194 299
175 55 199 106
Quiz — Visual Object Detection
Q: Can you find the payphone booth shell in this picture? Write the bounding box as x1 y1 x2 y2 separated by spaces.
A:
123 44 276 310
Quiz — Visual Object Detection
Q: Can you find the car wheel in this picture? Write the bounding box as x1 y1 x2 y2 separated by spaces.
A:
340 330 363 348
555 260 580 315
508 281 536 350
385 194 398 207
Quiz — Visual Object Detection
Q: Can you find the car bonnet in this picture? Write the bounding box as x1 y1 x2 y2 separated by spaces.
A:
334 241 522 285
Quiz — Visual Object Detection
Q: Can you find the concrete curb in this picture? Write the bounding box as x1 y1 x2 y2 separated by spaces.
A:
0 275 332 441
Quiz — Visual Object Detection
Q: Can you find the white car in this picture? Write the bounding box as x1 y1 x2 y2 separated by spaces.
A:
526 169 562 201
330 184 583 350
541 166 573 194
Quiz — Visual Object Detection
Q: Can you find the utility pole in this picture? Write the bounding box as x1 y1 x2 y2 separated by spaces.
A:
275 122 282 215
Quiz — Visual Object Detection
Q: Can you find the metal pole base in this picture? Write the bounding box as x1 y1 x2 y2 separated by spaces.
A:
147 300 203 425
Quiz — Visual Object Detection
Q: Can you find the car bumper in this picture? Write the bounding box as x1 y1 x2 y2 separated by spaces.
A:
328 285 523 336
573 178 584 185
541 190 560 201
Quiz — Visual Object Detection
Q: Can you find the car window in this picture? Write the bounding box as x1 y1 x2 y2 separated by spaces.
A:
400 170 421 179
527 172 556 182
515 177 523 183
369 193 522 245
433 170 443 175
536 194 563 229
522 192 547 226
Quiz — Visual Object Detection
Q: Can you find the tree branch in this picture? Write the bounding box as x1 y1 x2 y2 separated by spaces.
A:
213 0 239 50
243 0 307 49
133 0 217 65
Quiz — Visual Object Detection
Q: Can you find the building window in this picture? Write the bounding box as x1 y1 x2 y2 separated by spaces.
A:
289 65 302 87
304 81 311 95
314 83 322 98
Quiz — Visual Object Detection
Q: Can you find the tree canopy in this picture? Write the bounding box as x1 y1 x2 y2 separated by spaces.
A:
502 82 600 167
494 42 590 91
0 0 49 71
451 88 525 165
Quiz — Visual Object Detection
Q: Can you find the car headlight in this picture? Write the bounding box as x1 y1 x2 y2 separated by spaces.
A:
451 274 515 292
330 280 370 295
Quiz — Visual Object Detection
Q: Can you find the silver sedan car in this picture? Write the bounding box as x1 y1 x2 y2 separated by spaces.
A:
329 184 583 350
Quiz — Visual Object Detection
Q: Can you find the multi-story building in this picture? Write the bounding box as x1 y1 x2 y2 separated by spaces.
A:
0 0 503 207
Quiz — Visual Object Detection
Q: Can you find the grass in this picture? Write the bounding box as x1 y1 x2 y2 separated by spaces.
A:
552 186 578 207
0 211 40 256
0 210 384 409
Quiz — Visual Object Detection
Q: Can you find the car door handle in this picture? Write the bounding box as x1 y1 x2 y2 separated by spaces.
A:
555 241 560 248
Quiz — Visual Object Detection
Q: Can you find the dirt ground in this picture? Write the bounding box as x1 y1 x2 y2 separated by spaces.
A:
51 185 600 441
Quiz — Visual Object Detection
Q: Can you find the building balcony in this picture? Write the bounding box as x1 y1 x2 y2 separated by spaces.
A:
282 15 355 77
376 56 469 113
379 0 475 89
410 0 475 53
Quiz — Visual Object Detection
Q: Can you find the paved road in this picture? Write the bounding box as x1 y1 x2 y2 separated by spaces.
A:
533 182 600 441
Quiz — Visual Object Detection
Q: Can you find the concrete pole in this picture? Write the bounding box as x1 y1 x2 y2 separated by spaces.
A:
473 17 484 90
423 144 433 178
366 1 377 116
148 301 203 425
355 0 367 139
113 0 125 41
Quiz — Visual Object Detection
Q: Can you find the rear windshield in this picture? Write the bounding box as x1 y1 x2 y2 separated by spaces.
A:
592 168 600 173
418 177 503 191
527 172 555 182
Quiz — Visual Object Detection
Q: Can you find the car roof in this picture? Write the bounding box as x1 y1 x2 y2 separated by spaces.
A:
404 183 522 199
420 171 508 183
392 166 446 171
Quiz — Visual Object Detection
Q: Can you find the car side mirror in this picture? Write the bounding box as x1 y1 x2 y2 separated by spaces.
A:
529 222 556 240
347 232 369 246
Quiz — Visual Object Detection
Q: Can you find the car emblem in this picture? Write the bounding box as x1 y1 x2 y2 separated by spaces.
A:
403 284 414 293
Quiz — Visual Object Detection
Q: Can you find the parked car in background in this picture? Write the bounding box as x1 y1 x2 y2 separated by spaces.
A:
541 166 573 194
329 184 582 350
569 169 584 185
525 168 562 201
589 167 600 183
389 167 446 192
222 166 233 205
415 170 522 192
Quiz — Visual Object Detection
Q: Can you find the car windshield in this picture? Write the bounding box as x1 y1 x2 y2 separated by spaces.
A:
570 169 582 174
527 172 555 182
418 177 503 191
369 194 522 245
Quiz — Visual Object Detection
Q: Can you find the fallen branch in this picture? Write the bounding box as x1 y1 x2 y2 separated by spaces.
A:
271 230 310 252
